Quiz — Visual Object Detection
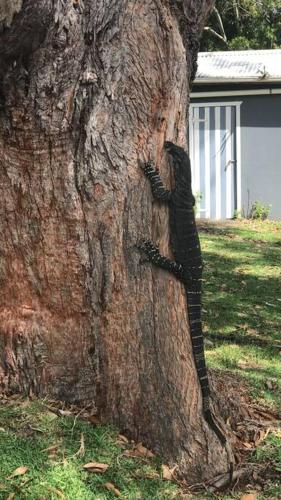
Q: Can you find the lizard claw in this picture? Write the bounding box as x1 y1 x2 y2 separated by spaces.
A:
136 238 159 255
139 161 149 170
136 239 151 265
139 255 150 265
136 238 146 249
139 161 156 176
136 239 148 251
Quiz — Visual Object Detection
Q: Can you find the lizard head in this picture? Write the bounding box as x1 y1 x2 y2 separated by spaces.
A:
164 141 192 186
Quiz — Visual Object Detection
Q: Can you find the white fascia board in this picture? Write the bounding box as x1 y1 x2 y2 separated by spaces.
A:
191 89 271 98
195 77 281 84
190 101 242 108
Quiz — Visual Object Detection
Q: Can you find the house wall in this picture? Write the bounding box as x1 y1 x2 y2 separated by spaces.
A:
191 94 281 219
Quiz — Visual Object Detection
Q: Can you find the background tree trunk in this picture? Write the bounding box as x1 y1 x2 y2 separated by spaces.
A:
0 0 231 481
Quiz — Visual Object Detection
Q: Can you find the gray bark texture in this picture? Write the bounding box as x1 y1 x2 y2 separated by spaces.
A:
0 0 232 481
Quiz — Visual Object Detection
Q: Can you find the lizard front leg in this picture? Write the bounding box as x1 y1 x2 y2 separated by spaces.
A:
140 162 171 202
137 239 184 280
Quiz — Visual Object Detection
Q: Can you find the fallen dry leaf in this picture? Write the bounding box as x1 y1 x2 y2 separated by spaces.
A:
255 428 270 446
122 448 135 457
237 360 262 370
123 442 154 458
242 441 252 449
47 487 66 499
135 442 154 457
44 411 58 421
265 380 276 390
42 444 59 453
246 328 258 335
58 409 72 417
83 462 109 473
104 482 121 497
143 470 160 479
6 494 15 500
117 434 129 444
241 493 257 500
7 466 29 480
161 464 177 480
88 415 101 426
74 433 85 457
240 323 249 330
162 465 173 480
19 400 31 409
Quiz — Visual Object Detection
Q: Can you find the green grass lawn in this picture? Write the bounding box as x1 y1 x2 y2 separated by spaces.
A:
0 220 280 499
0 399 179 499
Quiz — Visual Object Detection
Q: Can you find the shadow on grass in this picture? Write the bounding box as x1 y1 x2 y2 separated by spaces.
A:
215 355 280 381
200 242 281 344
202 234 281 264
198 220 281 243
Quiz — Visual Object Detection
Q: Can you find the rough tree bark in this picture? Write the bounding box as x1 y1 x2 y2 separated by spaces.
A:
0 0 232 481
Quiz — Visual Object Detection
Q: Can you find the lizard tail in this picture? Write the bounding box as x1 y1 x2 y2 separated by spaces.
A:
203 408 226 445
186 289 227 446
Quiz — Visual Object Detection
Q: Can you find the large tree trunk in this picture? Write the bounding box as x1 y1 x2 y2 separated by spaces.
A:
0 0 232 481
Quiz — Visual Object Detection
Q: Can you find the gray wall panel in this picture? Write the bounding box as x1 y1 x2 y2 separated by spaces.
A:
191 94 281 219
240 95 281 219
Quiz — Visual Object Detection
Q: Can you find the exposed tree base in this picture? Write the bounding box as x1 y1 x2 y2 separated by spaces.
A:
1 367 278 495
210 369 280 452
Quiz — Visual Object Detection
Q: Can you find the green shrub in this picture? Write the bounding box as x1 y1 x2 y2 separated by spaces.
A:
232 209 242 220
250 200 271 220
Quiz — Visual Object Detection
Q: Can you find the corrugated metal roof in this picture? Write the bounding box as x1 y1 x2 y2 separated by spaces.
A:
195 50 281 83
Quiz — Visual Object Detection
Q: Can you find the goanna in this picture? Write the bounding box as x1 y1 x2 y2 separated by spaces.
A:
138 141 226 445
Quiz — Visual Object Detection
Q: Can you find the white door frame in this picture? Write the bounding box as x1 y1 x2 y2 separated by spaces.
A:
189 101 242 218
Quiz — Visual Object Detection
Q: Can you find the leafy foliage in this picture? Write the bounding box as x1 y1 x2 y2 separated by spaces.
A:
201 1 281 51
250 201 272 220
